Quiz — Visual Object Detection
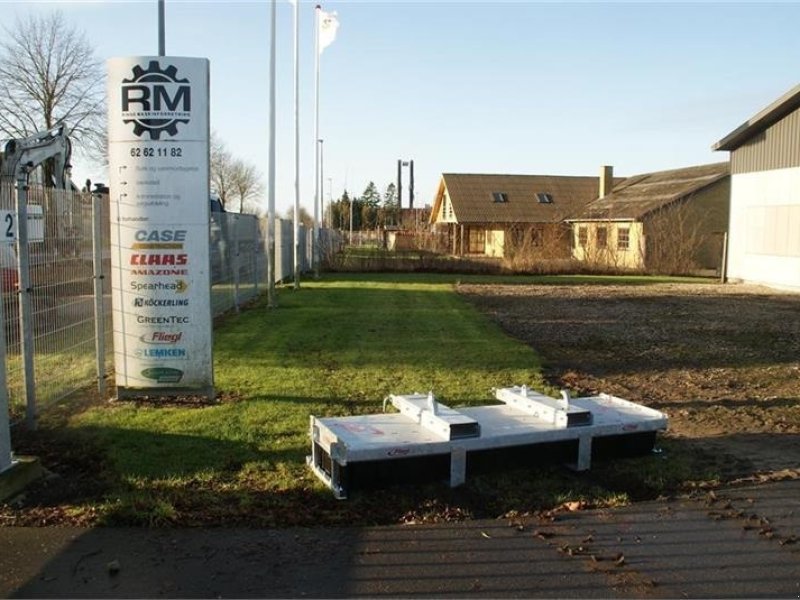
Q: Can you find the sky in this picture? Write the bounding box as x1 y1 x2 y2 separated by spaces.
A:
4 0 800 218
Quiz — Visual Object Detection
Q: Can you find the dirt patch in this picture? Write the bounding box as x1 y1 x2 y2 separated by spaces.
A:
458 282 800 481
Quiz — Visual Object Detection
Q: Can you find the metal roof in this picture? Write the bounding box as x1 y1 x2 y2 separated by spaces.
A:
434 173 614 224
572 162 729 221
713 83 800 152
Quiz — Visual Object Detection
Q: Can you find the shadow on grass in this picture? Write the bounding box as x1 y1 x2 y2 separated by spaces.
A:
11 419 795 528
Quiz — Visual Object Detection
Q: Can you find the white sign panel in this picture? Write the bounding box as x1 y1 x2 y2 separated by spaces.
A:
107 57 213 392
0 206 44 243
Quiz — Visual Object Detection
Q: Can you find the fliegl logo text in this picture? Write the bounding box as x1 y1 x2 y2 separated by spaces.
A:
121 61 191 140
139 331 183 345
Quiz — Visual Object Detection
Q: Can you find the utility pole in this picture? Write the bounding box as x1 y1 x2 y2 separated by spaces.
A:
158 0 166 55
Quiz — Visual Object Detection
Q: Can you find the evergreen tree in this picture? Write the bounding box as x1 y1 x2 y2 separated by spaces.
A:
382 182 399 227
361 181 381 207
360 182 380 230
383 182 398 208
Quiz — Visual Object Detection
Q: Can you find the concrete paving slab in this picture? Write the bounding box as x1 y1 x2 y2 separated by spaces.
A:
2 479 800 598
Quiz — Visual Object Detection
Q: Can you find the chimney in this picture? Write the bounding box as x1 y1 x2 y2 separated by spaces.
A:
599 165 614 199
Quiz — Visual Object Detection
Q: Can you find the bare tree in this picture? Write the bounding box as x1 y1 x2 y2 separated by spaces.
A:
210 132 235 209
645 199 706 275
0 11 105 159
231 159 263 214
283 205 313 227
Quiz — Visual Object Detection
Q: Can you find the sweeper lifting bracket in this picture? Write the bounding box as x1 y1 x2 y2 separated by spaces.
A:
307 386 668 499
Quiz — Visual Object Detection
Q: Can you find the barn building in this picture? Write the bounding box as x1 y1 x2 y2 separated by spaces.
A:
714 84 800 291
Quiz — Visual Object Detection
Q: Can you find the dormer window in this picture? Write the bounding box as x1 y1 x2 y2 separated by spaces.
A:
536 192 553 204
492 192 508 203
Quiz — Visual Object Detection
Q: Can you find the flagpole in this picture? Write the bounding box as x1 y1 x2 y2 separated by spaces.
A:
267 0 277 307
312 4 321 280
293 0 300 290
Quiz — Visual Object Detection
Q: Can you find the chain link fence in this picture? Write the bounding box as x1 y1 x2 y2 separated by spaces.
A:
0 182 316 428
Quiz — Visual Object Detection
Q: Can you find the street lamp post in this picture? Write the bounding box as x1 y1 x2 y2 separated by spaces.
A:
327 177 333 228
349 194 354 246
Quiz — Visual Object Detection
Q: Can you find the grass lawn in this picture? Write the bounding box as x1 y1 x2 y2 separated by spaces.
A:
12 273 716 526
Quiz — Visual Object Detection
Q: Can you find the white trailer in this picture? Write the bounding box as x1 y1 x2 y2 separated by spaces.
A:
308 386 668 499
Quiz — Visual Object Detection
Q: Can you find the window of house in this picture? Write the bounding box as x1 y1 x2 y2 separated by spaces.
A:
578 226 588 248
536 192 553 204
492 192 508 203
467 227 486 253
531 227 543 247
617 227 630 250
596 227 608 249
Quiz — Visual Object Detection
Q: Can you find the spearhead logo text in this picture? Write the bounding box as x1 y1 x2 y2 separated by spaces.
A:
121 61 191 140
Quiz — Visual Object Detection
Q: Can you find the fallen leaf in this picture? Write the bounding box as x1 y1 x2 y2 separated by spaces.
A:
107 559 120 576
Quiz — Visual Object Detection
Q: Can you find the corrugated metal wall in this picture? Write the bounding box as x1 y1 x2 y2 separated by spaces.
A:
731 106 800 174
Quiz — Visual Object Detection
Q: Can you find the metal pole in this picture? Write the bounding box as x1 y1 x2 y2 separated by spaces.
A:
327 177 332 228
293 0 300 290
313 4 321 279
91 190 106 397
267 0 277 307
158 0 166 56
409 159 415 210
720 231 728 284
0 235 12 472
319 138 324 233
14 174 35 430
252 216 259 294
397 159 402 211
233 214 241 311
349 195 353 245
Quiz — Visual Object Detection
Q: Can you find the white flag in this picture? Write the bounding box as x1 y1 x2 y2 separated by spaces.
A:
318 9 339 54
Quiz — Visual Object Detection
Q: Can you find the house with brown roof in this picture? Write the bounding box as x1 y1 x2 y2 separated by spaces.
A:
429 171 618 258
568 162 730 272
713 83 800 291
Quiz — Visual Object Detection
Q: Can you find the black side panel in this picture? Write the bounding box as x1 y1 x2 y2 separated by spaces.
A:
592 431 657 459
344 453 452 492
466 440 579 475
316 432 659 495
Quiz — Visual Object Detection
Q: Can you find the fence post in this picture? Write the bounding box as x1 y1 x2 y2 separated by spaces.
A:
252 217 259 295
232 214 240 311
719 231 728 284
91 191 106 397
14 175 36 430
0 268 12 472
